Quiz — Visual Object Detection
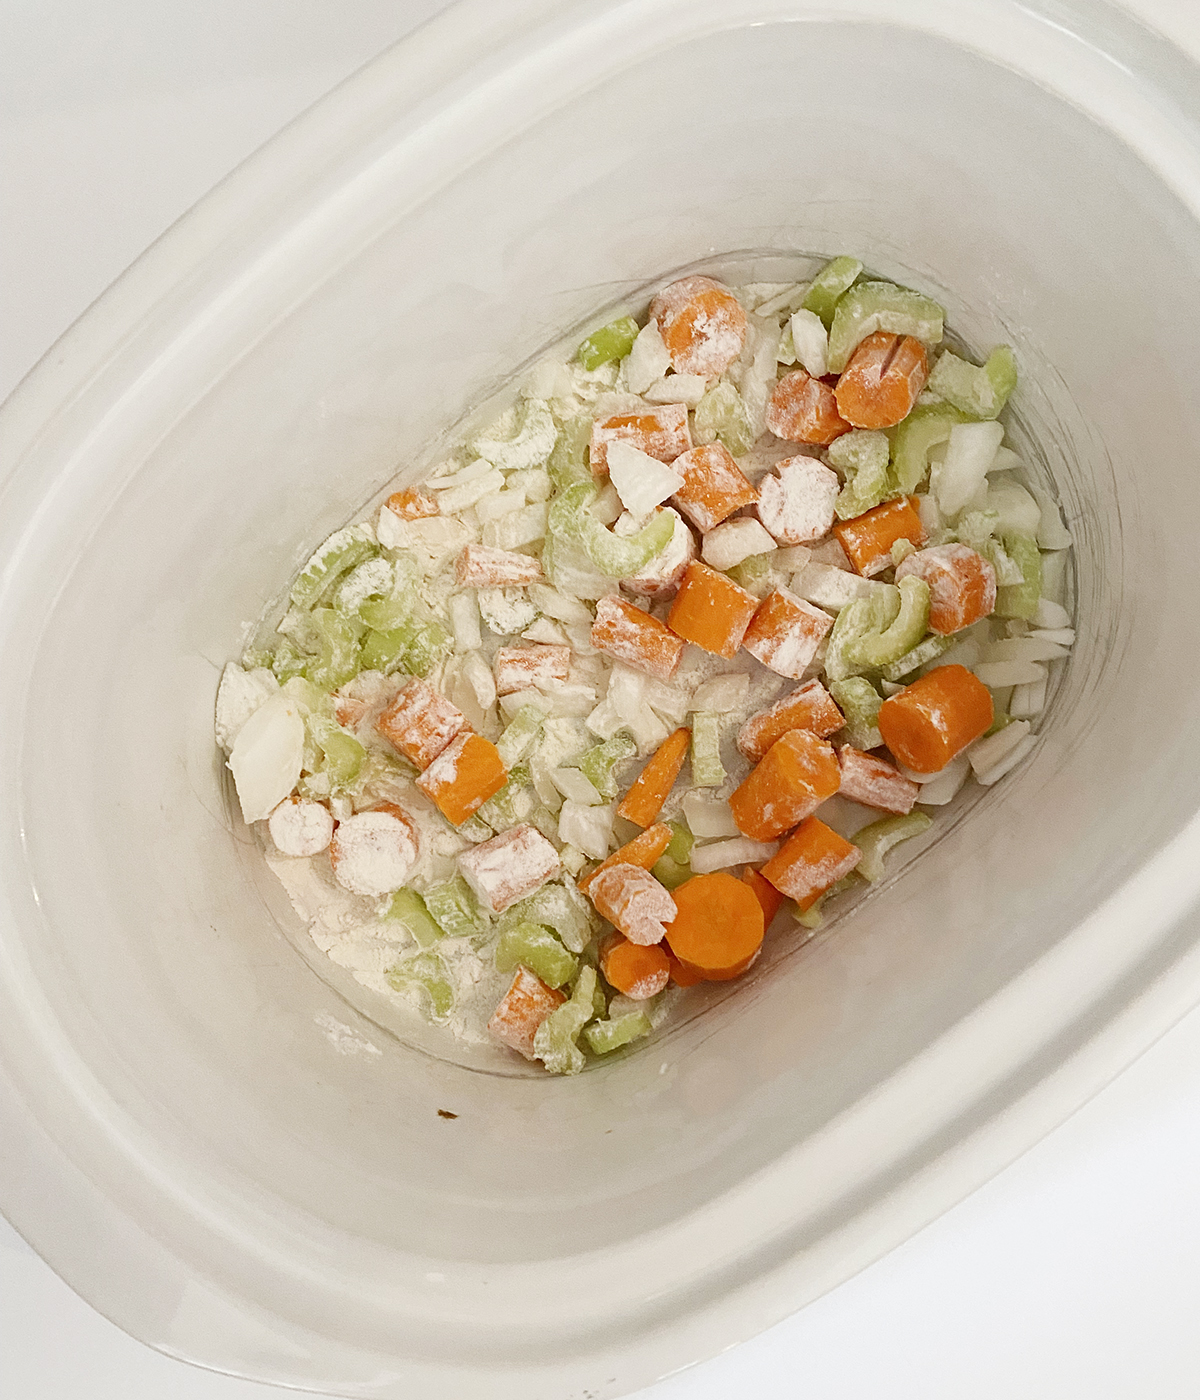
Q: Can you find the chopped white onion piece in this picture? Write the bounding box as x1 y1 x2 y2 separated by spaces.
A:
681 791 741 839
689 837 779 874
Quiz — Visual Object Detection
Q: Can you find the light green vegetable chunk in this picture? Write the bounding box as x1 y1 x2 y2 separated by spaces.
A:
728 551 777 597
693 382 755 456
384 888 444 949
387 950 454 1020
495 921 578 989
827 281 945 374
306 713 365 787
573 732 637 799
888 403 966 493
824 587 901 681
690 712 725 787
829 429 892 519
405 618 453 677
356 556 417 631
794 873 861 929
269 641 309 683
496 704 546 767
475 767 530 832
358 624 413 675
584 1011 653 1055
853 812 933 882
472 398 557 471
501 881 596 954
926 346 1018 420
547 416 593 488
423 875 485 939
829 677 884 750
577 315 640 371
304 608 364 690
533 964 599 1075
548 479 675 578
651 854 692 891
666 820 694 864
851 576 930 671
994 530 1043 619
955 508 999 551
801 255 864 329
879 632 956 683
290 526 377 610
979 537 1025 587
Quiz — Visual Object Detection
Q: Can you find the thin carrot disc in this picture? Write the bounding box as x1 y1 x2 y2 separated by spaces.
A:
664 872 765 981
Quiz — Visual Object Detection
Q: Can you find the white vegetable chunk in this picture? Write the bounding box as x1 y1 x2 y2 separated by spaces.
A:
985 478 1042 535
913 755 971 805
1033 597 1072 630
551 767 605 806
606 439 686 518
968 720 1033 785
215 662 279 753
973 660 1047 688
690 837 780 874
228 693 305 824
268 798 334 857
643 374 708 407
691 673 750 713
932 421 1005 518
557 801 615 859
624 319 672 394
701 518 778 571
681 791 740 838
787 308 829 378
1009 675 1048 718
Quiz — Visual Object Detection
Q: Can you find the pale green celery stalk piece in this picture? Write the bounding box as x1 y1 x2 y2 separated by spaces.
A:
926 346 1018 420
994 531 1043 619
472 399 557 471
693 382 755 456
888 403 966 493
879 631 955 683
666 820 694 864
290 526 377 609
306 714 366 787
583 509 674 579
334 556 394 620
577 316 640 371
979 537 1024 587
801 255 864 329
890 538 916 567
853 812 933 882
651 855 692 891
824 589 901 682
304 608 364 689
384 889 444 949
794 872 861 929
690 712 725 787
358 588 415 633
497 704 546 767
282 675 332 715
829 429 891 520
850 577 930 670
728 552 777 597
526 803 561 846
533 965 599 1075
359 620 416 675
574 732 637 799
458 815 496 842
955 508 999 551
827 281 945 374
584 1011 653 1055
829 677 883 750
547 479 595 543
405 618 452 677
985 704 1016 737
387 951 453 1020
476 764 530 831
541 534 613 601
423 876 485 939
241 644 274 670
495 921 578 989
502 881 595 954
270 641 309 683
548 416 594 488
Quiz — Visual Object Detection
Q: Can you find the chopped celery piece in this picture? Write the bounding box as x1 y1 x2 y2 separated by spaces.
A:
926 346 1017 420
827 281 945 374
270 641 309 683
306 713 366 787
573 732 637 799
541 534 613 600
304 608 364 689
890 538 916 567
359 621 416 675
693 382 754 457
335 556 394 620
358 588 415 633
850 576 930 671
824 587 901 681
548 415 593 488
980 537 1025 588
423 875 485 939
994 531 1043 619
690 712 725 787
384 888 444 948
829 429 891 519
547 479 594 544
406 618 453 677
458 815 495 843
387 951 453 1020
802 255 864 328
651 854 692 891
495 921 578 989
497 704 546 767
829 677 883 750
985 705 1016 737
584 1011 652 1055
879 631 956 683
728 551 777 597
472 398 557 471
578 315 640 371
795 873 861 929
290 526 377 610
666 820 694 864
853 812 932 882
526 802 561 845
475 778 522 833
501 881 595 954
549 478 673 577
533 964 599 1075
955 508 999 551
888 403 966 493
282 675 330 715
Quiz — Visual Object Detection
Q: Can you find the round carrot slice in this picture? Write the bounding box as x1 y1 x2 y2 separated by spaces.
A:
664 872 765 981
766 369 850 445
600 933 671 999
877 664 993 774
650 275 747 377
834 331 929 429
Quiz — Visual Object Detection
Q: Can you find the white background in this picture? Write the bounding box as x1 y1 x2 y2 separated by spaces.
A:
4 1 1200 1395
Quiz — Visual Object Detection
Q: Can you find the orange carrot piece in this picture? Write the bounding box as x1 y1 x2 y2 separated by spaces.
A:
333 694 368 729
589 403 691 475
766 368 851 445
760 816 862 910
600 932 671 999
493 644 571 696
834 331 929 429
616 726 691 827
895 542 997 634
591 595 685 680
416 731 508 825
488 967 566 1059
667 561 760 659
589 864 676 945
385 487 439 520
877 664 993 774
833 496 927 577
456 542 542 587
664 872 765 981
376 678 467 770
578 823 673 895
736 679 845 763
742 866 784 927
650 275 747 378
837 746 920 815
741 587 834 679
729 727 841 842
670 442 759 532
664 947 705 987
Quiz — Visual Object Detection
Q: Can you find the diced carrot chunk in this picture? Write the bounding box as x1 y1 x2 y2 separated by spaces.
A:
895 543 997 634
756 455 841 544
650 275 747 378
833 496 927 577
385 487 439 520
877 664 993 774
741 587 833 679
456 542 542 587
590 595 685 680
493 644 571 696
416 731 508 825
766 368 851 445
589 403 691 475
616 726 691 828
667 561 760 659
664 872 764 981
578 823 672 894
333 694 368 729
588 863 676 945
665 946 705 987
670 442 759 532
742 866 784 927
488 966 566 1059
761 816 862 910
834 331 929 429
376 678 467 770
729 727 841 842
600 932 671 999
457 823 561 914
837 746 920 815
736 679 845 763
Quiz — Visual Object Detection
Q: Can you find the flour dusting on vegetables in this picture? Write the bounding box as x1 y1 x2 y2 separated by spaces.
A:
215 257 1075 1074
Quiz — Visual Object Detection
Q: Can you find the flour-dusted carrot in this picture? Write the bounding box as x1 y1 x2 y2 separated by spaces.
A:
766 368 851 445
457 822 561 913
329 803 421 898
385 487 439 520
488 966 567 1059
616 726 691 827
877 663 993 774
456 542 542 587
578 822 674 895
599 932 670 999
742 587 834 679
756 455 842 544
833 496 927 577
834 331 929 429
729 727 841 842
837 746 920 815
588 863 676 945
650 275 748 378
333 694 368 729
760 816 861 910
736 679 845 762
376 677 467 769
590 594 685 679
667 561 760 659
895 542 997 634
670 441 759 532
742 866 784 926
493 644 571 695
664 871 765 981
589 403 692 475
416 730 508 825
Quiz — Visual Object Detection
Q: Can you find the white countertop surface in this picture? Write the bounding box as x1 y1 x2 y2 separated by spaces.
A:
5 2 1200 1395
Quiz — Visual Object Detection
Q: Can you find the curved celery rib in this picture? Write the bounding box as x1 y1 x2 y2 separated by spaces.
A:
888 403 966 493
307 713 365 788
879 631 955 683
829 676 883 750
495 921 578 989
404 618 452 677
547 479 595 543
827 282 945 374
472 398 557 471
548 416 594 488
423 876 485 939
304 608 364 689
824 587 901 682
666 820 694 864
851 577 930 671
387 951 454 1021
359 621 416 675
926 346 1017 420
572 732 637 800
497 704 546 767
853 812 933 882
533 965 599 1075
384 888 444 949
584 1011 652 1055
693 382 754 456
500 881 596 954
651 855 692 891
290 526 377 610
577 316 639 371
994 530 1043 619
829 429 891 519
549 483 676 578
802 255 864 329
